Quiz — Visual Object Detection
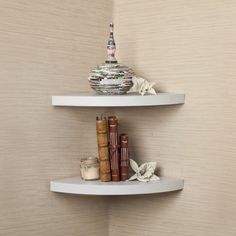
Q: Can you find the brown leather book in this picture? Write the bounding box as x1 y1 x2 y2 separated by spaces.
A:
96 117 111 182
108 116 120 181
120 133 129 181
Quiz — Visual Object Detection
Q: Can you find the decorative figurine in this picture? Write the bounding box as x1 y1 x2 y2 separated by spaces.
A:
129 159 160 182
88 23 134 95
127 76 157 96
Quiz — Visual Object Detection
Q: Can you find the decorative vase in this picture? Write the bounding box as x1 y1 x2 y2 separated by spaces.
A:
88 23 134 95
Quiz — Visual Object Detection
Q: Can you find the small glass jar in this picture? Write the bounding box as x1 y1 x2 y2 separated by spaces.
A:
80 157 99 180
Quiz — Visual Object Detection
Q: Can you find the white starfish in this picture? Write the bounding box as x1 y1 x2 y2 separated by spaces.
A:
129 159 160 182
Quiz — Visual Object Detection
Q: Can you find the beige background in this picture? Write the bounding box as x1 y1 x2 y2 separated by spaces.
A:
0 0 236 236
0 0 111 235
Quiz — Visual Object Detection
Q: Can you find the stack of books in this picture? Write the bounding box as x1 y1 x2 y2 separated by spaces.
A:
96 115 129 182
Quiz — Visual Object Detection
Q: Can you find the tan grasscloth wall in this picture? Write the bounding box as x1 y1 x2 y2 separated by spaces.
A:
109 0 236 236
0 0 236 236
0 1 112 235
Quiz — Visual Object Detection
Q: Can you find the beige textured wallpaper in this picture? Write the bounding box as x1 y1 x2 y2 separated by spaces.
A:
110 0 236 236
1 0 236 236
0 1 112 235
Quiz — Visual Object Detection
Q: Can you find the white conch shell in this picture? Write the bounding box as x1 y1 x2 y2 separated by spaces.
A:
129 159 160 182
128 77 157 96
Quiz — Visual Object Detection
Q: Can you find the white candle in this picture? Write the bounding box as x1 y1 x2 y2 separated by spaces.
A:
80 157 99 180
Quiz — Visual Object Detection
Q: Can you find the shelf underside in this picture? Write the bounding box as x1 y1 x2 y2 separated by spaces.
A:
52 93 185 107
50 176 184 196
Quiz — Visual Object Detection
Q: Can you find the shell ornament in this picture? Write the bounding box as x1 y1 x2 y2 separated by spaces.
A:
128 76 157 96
129 159 160 182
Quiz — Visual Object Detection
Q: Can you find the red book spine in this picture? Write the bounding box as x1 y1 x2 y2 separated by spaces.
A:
108 116 120 181
120 133 129 181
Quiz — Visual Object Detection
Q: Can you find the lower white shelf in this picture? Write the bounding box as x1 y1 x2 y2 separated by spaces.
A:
50 176 184 196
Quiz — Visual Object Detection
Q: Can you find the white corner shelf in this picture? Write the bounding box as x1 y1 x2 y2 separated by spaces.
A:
50 176 184 196
52 93 185 107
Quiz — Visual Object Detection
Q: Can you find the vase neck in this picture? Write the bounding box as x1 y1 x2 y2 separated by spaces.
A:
105 23 117 64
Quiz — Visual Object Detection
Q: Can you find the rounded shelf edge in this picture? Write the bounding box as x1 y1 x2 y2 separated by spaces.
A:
51 93 185 107
50 176 184 196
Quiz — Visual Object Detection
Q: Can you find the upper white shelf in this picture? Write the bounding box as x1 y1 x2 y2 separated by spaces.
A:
50 176 184 196
52 93 185 107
